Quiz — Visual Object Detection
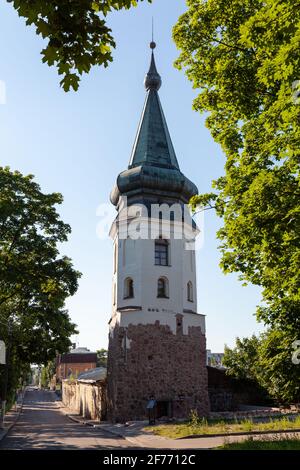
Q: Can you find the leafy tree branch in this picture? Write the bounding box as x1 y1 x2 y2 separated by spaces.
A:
7 0 151 91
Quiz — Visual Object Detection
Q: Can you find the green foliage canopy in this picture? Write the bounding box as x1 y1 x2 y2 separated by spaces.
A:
0 167 81 365
223 329 300 403
223 335 261 381
96 348 108 367
174 0 300 333
41 360 56 388
8 0 151 91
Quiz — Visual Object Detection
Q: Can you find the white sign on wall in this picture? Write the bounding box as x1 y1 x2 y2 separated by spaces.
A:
0 340 6 365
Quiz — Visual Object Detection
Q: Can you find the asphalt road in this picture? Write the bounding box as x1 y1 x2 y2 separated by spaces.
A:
0 388 132 450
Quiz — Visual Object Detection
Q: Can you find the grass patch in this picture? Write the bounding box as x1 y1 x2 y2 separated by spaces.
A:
147 414 300 439
219 436 300 450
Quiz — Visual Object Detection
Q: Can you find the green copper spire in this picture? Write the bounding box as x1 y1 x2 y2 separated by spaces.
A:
110 43 198 207
129 43 179 170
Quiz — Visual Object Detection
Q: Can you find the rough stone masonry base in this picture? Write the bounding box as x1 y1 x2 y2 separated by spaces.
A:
107 321 210 422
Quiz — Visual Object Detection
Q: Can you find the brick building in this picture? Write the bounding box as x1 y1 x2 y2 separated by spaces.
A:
107 43 209 422
56 347 97 382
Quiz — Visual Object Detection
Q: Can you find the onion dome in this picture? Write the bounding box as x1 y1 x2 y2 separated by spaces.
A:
144 42 162 91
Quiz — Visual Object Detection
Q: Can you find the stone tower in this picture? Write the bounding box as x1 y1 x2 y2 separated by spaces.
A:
107 43 209 422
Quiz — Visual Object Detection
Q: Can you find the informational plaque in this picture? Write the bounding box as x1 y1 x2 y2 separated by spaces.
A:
0 340 5 365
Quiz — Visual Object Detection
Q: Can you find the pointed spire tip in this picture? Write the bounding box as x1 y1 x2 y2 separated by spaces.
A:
144 42 161 91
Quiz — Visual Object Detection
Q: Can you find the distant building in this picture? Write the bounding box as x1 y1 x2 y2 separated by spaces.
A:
207 350 225 368
56 347 97 382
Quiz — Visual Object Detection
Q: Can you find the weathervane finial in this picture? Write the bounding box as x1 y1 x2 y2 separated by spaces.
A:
144 19 161 91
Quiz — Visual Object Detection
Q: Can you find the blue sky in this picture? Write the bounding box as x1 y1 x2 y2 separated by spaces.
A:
0 0 264 352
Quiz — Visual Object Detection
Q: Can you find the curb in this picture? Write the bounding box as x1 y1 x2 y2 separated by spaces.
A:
176 427 300 440
0 389 26 442
66 413 126 439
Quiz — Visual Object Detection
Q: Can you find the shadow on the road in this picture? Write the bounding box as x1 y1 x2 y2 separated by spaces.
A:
1 424 131 450
0 390 136 450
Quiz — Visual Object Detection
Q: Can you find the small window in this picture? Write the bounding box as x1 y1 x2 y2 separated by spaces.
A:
124 277 134 299
155 238 169 266
157 277 169 298
187 281 193 302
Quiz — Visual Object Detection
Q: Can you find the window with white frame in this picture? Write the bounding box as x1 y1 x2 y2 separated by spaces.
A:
155 238 169 266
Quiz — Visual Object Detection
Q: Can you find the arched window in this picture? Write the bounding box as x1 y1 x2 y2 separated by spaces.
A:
124 277 134 299
187 281 193 302
155 238 169 266
157 277 169 298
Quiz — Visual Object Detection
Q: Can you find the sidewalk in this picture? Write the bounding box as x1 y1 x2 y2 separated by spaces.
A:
59 403 300 449
0 392 26 442
90 421 300 449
